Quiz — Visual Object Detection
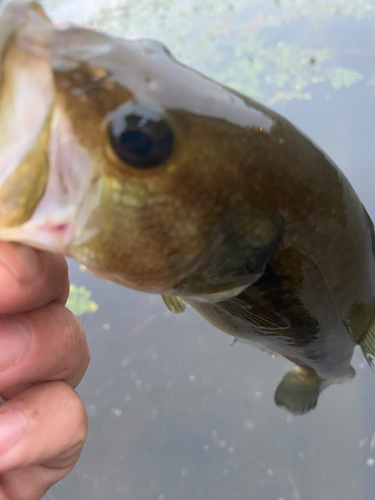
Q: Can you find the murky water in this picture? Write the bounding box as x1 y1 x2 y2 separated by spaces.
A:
33 0 375 498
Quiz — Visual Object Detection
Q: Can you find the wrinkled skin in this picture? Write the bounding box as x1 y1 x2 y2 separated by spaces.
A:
0 242 89 500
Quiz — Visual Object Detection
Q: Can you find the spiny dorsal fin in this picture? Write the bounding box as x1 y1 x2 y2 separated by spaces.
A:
161 295 187 314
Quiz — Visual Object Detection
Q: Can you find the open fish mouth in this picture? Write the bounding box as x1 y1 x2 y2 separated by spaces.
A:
0 0 98 254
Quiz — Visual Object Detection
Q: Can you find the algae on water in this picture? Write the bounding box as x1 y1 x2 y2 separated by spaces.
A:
87 0 370 105
66 284 98 316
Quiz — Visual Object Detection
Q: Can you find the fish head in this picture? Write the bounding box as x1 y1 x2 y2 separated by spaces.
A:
0 0 284 298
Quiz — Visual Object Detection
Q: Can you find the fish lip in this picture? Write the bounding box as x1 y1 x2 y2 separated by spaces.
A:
0 180 101 256
0 0 53 57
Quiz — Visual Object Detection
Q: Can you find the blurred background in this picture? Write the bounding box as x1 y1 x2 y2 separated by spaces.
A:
31 0 375 498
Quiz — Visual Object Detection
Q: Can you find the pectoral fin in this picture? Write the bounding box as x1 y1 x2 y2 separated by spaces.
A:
161 295 187 314
219 295 291 332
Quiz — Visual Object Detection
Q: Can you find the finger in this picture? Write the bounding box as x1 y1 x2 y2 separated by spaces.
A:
0 382 87 500
0 242 70 313
0 302 90 398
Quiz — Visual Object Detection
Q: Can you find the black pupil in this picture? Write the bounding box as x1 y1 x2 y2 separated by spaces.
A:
109 105 174 169
121 130 153 156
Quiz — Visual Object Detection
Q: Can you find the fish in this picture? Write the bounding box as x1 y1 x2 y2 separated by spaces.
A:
1 0 375 414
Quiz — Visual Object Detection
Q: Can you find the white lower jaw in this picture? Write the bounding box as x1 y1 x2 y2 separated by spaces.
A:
0 214 76 253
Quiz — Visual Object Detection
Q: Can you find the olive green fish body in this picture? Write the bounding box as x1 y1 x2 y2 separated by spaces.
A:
1 0 375 414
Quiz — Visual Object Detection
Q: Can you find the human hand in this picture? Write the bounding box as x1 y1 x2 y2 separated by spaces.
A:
0 242 90 500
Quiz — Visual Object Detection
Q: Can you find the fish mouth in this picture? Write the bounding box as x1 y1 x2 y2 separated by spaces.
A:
0 0 99 254
0 102 101 254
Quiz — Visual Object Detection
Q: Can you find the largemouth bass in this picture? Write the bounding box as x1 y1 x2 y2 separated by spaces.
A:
1 0 375 414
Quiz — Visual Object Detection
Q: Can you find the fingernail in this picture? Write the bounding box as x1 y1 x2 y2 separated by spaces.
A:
0 319 31 372
0 409 27 455
0 242 43 284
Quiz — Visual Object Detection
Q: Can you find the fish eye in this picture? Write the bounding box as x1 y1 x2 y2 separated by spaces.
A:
108 102 174 169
